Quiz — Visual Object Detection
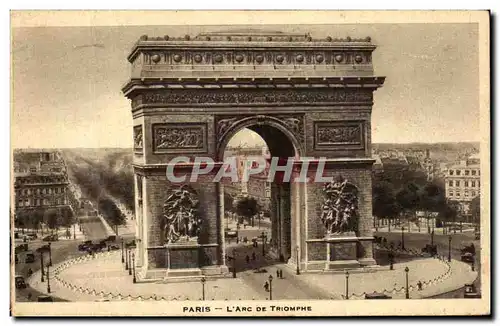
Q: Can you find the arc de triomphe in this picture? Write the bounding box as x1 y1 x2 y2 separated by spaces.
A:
122 31 385 281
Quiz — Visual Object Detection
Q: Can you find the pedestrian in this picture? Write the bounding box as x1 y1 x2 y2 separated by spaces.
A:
252 252 256 261
264 281 269 292
245 255 250 264
280 270 283 279
276 269 280 278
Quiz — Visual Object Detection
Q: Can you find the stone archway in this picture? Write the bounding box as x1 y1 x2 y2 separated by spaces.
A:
122 31 385 281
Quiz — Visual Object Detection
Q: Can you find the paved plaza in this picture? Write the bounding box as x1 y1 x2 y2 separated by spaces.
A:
27 250 477 301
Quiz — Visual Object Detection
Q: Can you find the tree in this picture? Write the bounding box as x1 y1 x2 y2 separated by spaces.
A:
98 198 126 235
372 182 400 230
418 182 447 232
396 184 419 226
45 209 60 232
235 196 260 227
439 200 459 233
470 195 480 227
224 193 234 212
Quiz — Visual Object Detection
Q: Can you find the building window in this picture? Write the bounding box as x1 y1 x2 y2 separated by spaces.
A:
465 191 469 197
465 170 470 176
472 191 476 197
55 187 59 194
18 200 23 207
456 192 461 197
465 181 469 187
478 181 480 187
24 199 29 206
472 181 476 187
449 170 454 175
30 167 37 172
456 170 461 175
455 180 460 187
448 181 453 187
472 170 476 175
449 191 454 197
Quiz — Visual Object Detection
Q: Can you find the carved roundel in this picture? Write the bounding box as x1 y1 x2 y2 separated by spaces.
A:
214 54 223 63
173 54 182 62
235 54 244 63
316 54 324 63
151 54 161 63
275 55 284 64
355 54 363 64
193 54 203 63
296 54 304 63
335 54 344 63
255 55 264 64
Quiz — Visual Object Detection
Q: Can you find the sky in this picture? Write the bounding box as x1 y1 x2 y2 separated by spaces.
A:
11 23 480 148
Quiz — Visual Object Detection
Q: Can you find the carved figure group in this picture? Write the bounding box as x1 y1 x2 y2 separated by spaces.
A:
162 186 201 243
317 126 361 144
321 176 359 234
134 128 143 149
155 127 203 149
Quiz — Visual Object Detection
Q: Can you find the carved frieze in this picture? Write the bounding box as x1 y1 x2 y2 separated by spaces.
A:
321 176 359 235
133 125 143 152
140 89 373 107
215 114 305 147
153 123 208 153
314 121 364 150
162 185 201 244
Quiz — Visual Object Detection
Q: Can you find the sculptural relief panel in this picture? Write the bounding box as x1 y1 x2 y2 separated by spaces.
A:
313 121 365 150
152 123 208 153
133 125 143 153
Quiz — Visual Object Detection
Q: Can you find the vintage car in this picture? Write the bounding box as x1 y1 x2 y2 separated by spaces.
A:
365 293 392 299
461 244 476 255
421 244 438 256
42 234 58 242
475 231 480 240
37 295 54 302
15 275 27 289
24 252 36 263
15 243 29 253
464 284 481 298
461 252 475 263
78 240 93 251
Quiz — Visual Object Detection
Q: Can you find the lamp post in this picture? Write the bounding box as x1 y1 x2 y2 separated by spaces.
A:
345 270 350 300
405 266 409 299
201 277 206 300
232 248 237 278
132 253 136 283
268 275 273 300
121 238 124 263
431 229 435 246
261 232 266 256
48 242 52 266
448 235 452 262
296 246 300 275
471 258 475 272
128 249 132 275
73 223 76 240
401 227 405 250
125 247 129 270
40 252 45 282
46 263 51 293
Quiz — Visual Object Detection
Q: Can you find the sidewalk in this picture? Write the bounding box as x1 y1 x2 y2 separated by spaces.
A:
30 251 264 302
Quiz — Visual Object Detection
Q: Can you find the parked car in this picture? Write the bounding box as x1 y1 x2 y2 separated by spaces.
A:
461 244 476 255
78 240 93 251
43 234 59 242
26 233 38 240
15 275 27 289
25 252 36 263
15 244 29 254
422 244 438 256
105 235 117 242
461 252 475 263
37 295 54 302
365 293 392 299
108 245 120 251
464 284 481 298
475 231 480 240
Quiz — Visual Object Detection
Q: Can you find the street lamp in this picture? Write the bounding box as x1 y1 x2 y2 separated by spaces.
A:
448 235 452 262
121 238 124 263
401 227 405 250
128 249 132 275
132 253 137 283
232 248 237 278
431 229 435 246
345 270 350 300
125 247 129 270
46 263 51 293
296 246 300 275
405 266 409 299
201 277 206 300
268 275 273 300
73 223 76 240
261 232 266 256
40 252 45 282
48 242 52 266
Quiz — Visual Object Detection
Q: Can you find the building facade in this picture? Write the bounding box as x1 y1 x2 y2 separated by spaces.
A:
444 154 481 221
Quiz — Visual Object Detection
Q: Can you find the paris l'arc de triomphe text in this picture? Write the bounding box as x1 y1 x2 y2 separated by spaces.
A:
122 31 385 281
